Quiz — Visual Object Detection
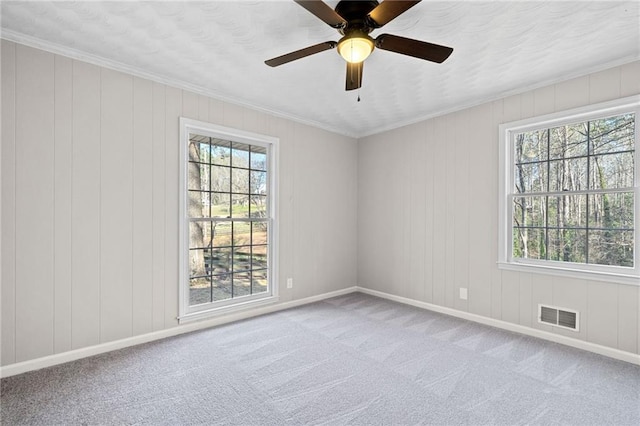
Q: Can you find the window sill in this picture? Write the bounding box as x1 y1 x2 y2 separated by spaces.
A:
178 295 280 324
497 261 639 286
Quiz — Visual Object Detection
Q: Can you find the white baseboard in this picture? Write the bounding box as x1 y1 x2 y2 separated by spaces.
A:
3 285 637 378
0 286 358 378
357 286 640 366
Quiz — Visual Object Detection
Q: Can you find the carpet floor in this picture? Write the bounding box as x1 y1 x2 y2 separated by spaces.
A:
1 293 639 425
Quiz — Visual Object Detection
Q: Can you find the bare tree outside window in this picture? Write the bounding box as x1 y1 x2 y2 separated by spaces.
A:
512 113 635 268
187 135 269 306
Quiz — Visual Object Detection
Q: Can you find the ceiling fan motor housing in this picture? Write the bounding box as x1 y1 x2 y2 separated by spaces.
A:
335 0 380 34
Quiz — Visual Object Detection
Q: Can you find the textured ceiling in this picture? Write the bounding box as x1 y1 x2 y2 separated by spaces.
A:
1 1 639 137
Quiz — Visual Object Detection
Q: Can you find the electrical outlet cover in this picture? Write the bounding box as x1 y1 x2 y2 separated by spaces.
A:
459 288 468 300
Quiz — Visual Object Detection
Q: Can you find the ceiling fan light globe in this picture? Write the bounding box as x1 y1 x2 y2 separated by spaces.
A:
338 36 374 63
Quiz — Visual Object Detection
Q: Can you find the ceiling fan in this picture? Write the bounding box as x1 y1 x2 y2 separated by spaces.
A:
264 0 453 91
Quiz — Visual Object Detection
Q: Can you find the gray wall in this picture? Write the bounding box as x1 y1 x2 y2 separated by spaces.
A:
2 39 638 368
357 60 640 355
1 41 358 366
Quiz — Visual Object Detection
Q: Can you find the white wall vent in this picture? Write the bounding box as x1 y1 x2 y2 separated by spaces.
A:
538 304 579 331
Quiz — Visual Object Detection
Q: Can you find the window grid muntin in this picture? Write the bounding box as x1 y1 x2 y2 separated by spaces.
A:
187 219 269 303
188 139 267 219
511 113 635 267
188 135 270 306
515 149 635 167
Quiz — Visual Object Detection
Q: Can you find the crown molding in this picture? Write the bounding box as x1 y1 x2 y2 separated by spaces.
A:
2 29 638 140
0 29 359 139
359 53 640 139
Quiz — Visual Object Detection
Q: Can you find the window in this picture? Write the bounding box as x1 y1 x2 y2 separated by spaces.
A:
499 96 639 284
179 118 278 322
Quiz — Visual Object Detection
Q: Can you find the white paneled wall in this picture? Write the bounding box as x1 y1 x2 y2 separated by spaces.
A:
0 41 358 366
1 39 637 368
358 60 640 355
15 40 55 362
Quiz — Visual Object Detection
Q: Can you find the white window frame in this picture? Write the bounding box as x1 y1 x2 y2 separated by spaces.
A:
178 118 279 323
498 95 640 285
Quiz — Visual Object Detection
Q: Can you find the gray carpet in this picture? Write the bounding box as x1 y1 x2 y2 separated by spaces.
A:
1 293 639 425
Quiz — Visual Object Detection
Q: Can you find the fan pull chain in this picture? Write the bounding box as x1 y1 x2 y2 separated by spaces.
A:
357 89 361 102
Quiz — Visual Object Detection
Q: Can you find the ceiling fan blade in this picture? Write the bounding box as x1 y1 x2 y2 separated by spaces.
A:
346 61 363 91
265 41 337 67
367 1 421 28
294 0 346 28
375 34 453 63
